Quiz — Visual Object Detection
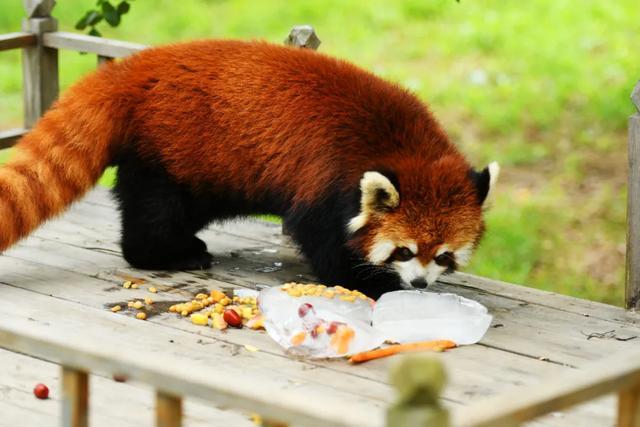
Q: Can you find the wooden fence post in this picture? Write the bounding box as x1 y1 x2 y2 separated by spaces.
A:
156 391 183 427
626 81 640 310
280 25 321 236
22 0 59 128
386 356 450 427
61 367 89 427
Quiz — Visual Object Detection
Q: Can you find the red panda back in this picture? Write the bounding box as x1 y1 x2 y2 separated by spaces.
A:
121 40 459 206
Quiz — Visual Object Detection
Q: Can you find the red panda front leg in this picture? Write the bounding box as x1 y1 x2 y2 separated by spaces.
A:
113 154 213 271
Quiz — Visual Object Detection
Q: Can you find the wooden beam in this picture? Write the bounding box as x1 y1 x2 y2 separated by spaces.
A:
21 1 58 128
0 128 27 149
619 384 640 427
156 392 182 427
626 81 640 309
454 348 640 427
62 367 89 427
43 31 146 58
0 32 37 51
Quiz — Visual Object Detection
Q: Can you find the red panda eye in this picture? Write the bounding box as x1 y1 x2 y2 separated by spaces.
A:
434 252 454 267
393 247 414 262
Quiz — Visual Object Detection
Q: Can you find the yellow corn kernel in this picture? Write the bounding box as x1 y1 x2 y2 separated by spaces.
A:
144 297 153 305
210 289 226 303
136 312 147 320
127 301 135 308
169 305 177 313
214 303 224 314
244 344 259 352
149 287 157 293
206 296 214 305
111 305 122 313
220 297 231 306
133 301 143 309
131 283 139 289
288 289 302 297
212 313 228 330
195 293 207 300
180 310 189 317
123 281 132 289
241 307 253 320
190 313 208 326
339 295 357 303
322 290 335 299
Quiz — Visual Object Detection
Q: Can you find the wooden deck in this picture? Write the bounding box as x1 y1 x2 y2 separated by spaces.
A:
1 187 639 427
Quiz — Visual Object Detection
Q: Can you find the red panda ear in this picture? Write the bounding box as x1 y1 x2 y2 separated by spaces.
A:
470 162 500 205
347 171 400 233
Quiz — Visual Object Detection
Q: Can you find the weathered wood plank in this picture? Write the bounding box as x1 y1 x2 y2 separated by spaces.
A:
0 32 37 51
0 128 27 149
0 285 388 427
62 367 89 427
21 8 59 127
626 82 640 309
42 32 145 58
0 231 617 425
455 348 640 427
157 393 182 427
0 348 255 427
619 384 640 427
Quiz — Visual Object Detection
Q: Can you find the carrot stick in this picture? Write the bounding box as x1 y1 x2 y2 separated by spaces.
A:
349 340 457 364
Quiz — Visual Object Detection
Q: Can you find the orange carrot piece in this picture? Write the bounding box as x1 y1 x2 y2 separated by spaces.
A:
290 331 306 346
349 340 457 364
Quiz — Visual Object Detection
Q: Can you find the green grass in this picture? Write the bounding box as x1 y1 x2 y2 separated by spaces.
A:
0 0 636 305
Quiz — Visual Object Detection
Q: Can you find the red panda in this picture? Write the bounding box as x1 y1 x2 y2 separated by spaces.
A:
0 40 498 298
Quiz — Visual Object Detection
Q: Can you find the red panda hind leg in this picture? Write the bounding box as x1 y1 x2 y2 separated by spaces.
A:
113 154 214 270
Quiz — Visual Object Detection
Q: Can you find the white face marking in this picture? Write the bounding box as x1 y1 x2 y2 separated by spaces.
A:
487 161 500 201
367 239 396 265
454 243 474 267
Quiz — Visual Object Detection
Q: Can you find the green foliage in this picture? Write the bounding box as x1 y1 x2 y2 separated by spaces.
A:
75 0 132 37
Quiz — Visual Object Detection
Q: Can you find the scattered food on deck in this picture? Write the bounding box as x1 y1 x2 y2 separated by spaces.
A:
33 383 49 400
148 287 157 293
111 305 122 313
135 312 147 320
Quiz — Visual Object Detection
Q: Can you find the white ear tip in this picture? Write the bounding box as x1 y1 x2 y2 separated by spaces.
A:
488 162 500 187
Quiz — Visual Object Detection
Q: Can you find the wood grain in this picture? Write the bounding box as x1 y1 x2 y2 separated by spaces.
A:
42 32 145 58
62 367 89 427
619 384 640 427
627 112 640 309
0 128 27 149
157 392 182 427
0 32 36 51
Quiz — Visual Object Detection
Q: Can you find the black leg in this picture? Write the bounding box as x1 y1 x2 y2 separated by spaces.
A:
113 156 213 270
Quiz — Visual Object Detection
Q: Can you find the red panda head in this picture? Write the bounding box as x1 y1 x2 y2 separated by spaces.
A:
346 155 499 289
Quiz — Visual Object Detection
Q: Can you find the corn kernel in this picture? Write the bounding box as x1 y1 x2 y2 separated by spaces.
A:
169 305 177 313
111 305 122 313
220 297 231 306
195 293 207 300
214 303 224 314
127 301 135 308
136 312 147 320
181 310 189 317
149 287 157 293
191 313 208 326
212 313 228 330
144 297 153 305
123 281 132 289
340 295 357 303
133 301 143 309
241 307 253 320
131 283 139 289
210 289 226 303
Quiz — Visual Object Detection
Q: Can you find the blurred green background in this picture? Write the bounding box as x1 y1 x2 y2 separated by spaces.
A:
0 0 636 305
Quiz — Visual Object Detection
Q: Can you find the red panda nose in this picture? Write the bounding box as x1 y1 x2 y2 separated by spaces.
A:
410 278 428 289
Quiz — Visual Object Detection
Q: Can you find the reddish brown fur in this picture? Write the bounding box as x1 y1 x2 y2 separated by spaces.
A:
0 39 483 259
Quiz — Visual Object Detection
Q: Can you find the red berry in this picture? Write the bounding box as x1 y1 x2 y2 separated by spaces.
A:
33 383 49 400
223 309 242 327
297 302 314 318
326 322 341 335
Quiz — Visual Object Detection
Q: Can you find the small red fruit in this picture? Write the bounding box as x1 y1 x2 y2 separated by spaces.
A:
33 383 49 400
223 309 242 327
327 321 341 335
297 302 314 318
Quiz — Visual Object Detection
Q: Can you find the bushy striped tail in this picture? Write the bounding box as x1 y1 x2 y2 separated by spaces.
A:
0 66 129 251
